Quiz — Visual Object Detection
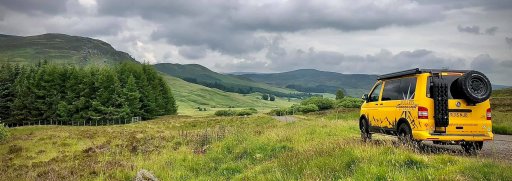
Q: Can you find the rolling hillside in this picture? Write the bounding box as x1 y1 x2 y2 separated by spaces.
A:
0 33 137 65
161 74 295 115
238 69 378 97
154 63 306 98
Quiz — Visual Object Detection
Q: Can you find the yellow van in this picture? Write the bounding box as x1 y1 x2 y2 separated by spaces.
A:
360 69 493 154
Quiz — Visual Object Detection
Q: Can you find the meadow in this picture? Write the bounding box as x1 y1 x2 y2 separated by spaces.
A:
1 109 511 180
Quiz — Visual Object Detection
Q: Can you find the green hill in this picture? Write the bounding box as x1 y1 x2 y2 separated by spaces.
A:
0 33 137 65
238 69 378 97
161 74 295 115
154 63 306 98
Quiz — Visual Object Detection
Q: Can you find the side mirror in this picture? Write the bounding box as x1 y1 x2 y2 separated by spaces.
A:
362 94 368 102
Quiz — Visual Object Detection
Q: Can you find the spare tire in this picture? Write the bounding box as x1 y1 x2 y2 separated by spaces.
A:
452 71 492 104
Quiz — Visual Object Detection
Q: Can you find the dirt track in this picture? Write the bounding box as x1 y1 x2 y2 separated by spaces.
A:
375 134 512 162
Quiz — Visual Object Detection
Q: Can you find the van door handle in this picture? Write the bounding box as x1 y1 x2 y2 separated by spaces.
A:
379 103 383 105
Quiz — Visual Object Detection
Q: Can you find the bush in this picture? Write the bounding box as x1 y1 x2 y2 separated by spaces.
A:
336 97 364 108
298 104 319 113
215 108 257 116
0 124 9 142
301 97 335 110
236 110 254 116
214 110 236 116
269 108 289 116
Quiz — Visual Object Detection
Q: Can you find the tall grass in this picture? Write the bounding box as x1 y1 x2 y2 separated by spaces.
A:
1 112 511 180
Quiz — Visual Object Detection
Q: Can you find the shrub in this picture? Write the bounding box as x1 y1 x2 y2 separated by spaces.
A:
301 97 335 110
336 97 364 108
214 110 236 116
298 104 319 113
0 124 9 142
269 108 289 116
269 95 276 101
215 108 257 116
236 110 254 116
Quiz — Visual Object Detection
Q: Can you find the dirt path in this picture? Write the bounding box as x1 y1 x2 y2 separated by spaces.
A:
272 116 297 122
372 134 512 162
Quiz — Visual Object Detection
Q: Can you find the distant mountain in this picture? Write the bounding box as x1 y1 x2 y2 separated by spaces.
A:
239 69 378 97
225 72 266 75
153 63 308 98
0 33 137 65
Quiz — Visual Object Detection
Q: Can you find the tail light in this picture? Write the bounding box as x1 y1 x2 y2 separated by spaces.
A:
418 106 429 119
486 108 492 120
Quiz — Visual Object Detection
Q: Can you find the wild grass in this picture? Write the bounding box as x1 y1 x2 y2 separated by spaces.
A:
493 111 512 135
1 111 511 180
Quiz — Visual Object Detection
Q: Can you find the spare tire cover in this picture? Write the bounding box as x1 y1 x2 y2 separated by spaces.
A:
454 71 492 104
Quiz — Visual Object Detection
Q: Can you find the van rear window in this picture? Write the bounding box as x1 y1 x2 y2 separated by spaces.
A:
427 75 461 99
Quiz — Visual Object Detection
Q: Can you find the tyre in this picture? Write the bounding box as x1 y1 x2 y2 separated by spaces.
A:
461 141 483 155
452 71 492 104
360 119 371 142
397 123 413 145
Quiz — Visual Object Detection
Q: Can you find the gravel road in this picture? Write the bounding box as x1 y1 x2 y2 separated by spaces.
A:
375 134 512 162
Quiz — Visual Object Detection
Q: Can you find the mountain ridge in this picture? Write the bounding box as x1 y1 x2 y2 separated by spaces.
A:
0 33 137 65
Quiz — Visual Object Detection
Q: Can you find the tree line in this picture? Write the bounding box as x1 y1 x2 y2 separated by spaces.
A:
0 62 177 126
182 77 315 99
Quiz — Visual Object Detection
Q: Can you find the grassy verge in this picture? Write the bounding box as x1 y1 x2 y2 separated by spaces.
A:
493 111 512 135
1 111 511 180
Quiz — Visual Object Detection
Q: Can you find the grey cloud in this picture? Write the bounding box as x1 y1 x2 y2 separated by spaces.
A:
416 0 512 10
178 45 208 60
218 48 464 75
457 25 480 35
457 25 498 36
485 27 498 35
97 0 444 55
0 0 69 15
506 37 512 48
470 54 512 84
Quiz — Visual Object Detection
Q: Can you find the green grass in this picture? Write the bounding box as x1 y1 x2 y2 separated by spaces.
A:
1 110 511 180
493 111 512 135
162 74 297 116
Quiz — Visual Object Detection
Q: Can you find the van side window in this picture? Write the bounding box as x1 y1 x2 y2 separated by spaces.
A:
381 77 417 101
400 77 416 100
369 82 382 102
382 79 401 101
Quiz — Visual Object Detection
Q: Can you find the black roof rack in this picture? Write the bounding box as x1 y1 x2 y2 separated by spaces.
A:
377 68 470 80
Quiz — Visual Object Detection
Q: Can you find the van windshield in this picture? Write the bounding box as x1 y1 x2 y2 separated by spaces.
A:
427 75 461 99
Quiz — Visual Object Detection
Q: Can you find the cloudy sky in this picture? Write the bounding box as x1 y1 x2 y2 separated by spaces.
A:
1 0 511 85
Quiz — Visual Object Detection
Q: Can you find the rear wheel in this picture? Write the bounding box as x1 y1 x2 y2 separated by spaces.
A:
461 141 483 155
398 123 413 145
360 119 372 142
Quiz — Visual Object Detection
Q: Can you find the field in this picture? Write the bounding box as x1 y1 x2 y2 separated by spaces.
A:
162 74 297 115
1 109 511 180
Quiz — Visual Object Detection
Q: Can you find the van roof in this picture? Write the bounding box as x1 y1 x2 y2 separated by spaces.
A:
377 68 469 80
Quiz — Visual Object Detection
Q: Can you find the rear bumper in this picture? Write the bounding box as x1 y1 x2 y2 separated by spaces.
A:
412 131 494 141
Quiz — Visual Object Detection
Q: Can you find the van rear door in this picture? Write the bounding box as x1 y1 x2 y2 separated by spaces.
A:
428 73 491 135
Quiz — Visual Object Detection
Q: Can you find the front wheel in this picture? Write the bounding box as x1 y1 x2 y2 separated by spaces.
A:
461 141 483 155
398 123 413 145
360 119 372 142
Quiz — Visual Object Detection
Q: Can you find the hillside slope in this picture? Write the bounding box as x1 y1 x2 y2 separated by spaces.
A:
0 33 137 65
239 69 377 97
154 63 302 97
161 74 294 115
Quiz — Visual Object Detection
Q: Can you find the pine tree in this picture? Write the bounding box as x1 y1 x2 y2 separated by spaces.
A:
11 67 36 124
124 75 141 117
0 64 16 124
